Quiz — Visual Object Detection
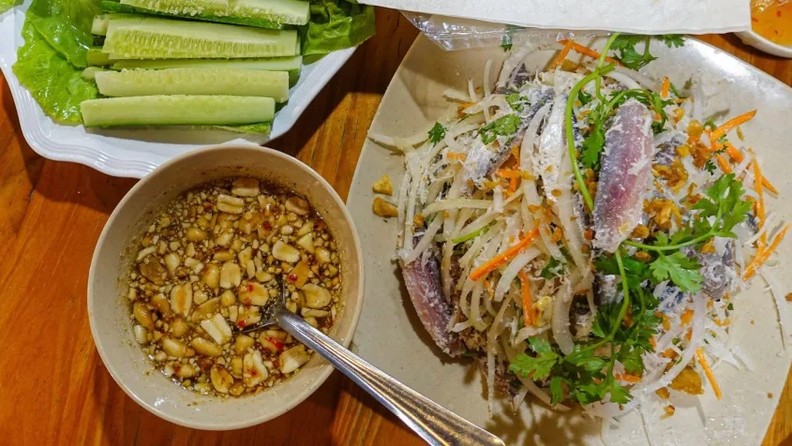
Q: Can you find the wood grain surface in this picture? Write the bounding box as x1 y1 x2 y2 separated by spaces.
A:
0 9 790 446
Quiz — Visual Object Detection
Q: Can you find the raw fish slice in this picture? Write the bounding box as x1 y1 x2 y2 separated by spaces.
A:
461 87 554 190
535 94 567 196
401 245 464 357
593 99 654 253
654 130 687 166
686 237 736 300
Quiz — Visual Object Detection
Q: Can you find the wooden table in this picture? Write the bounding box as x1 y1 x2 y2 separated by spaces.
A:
0 9 790 445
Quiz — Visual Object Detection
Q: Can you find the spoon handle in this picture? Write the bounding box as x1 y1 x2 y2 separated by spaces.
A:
276 310 504 446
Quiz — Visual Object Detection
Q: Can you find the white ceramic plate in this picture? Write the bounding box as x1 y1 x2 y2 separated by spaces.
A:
0 1 355 178
347 35 792 445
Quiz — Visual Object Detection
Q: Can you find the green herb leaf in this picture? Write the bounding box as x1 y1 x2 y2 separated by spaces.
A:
509 337 560 381
506 93 525 111
649 252 703 293
428 122 446 145
609 35 684 70
578 89 593 105
659 35 685 48
581 129 605 168
618 345 645 374
501 34 513 51
549 377 566 404
607 379 632 404
539 257 565 279
610 35 656 70
479 114 521 145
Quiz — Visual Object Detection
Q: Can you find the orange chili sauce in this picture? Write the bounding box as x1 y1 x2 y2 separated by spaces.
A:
751 1 792 46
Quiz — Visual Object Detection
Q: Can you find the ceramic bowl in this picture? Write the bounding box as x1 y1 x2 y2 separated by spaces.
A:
88 144 364 430
737 30 792 58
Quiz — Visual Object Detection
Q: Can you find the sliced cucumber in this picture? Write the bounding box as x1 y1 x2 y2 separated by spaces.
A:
81 95 275 126
118 0 309 26
217 122 272 135
81 67 108 81
100 0 286 30
109 56 302 85
102 16 299 59
128 0 230 13
86 48 112 66
94 68 289 102
92 15 110 35
92 13 140 35
110 55 301 70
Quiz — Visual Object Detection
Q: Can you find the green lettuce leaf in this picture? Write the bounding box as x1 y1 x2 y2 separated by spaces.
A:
25 0 99 67
0 0 21 14
301 0 375 58
13 21 98 124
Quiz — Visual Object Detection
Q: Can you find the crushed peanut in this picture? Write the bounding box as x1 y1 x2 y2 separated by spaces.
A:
372 196 398 218
372 175 394 195
126 178 342 397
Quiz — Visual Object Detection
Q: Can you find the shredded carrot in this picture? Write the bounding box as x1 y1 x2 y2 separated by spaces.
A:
616 373 642 384
696 348 723 400
743 224 792 280
548 39 575 70
680 308 694 326
447 152 467 161
559 40 621 65
507 175 520 195
660 77 670 98
711 110 757 141
715 154 732 174
518 270 533 326
496 168 522 179
723 141 745 163
469 228 540 281
753 159 767 250
762 177 779 195
748 156 780 195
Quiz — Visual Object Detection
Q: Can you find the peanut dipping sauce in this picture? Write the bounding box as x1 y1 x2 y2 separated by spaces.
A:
126 177 341 397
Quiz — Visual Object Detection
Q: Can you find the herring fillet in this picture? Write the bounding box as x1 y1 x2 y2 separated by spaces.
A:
593 99 654 252
401 247 464 357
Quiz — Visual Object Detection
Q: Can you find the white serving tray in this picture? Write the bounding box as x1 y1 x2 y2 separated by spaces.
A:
0 1 355 178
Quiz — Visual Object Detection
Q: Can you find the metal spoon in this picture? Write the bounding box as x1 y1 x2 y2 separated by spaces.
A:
240 281 505 446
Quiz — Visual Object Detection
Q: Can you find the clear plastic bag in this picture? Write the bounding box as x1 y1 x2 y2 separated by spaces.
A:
402 12 607 51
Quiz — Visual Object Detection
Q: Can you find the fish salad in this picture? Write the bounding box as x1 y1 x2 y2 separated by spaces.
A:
385 35 789 418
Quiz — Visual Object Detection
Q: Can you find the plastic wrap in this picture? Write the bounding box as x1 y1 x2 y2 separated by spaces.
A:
402 12 608 51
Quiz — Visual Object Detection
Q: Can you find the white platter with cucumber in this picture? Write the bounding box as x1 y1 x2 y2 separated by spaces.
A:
0 0 375 178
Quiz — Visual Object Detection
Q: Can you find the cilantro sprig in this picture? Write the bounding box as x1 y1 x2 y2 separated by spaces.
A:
428 122 446 145
479 114 521 144
626 174 751 254
610 35 685 70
